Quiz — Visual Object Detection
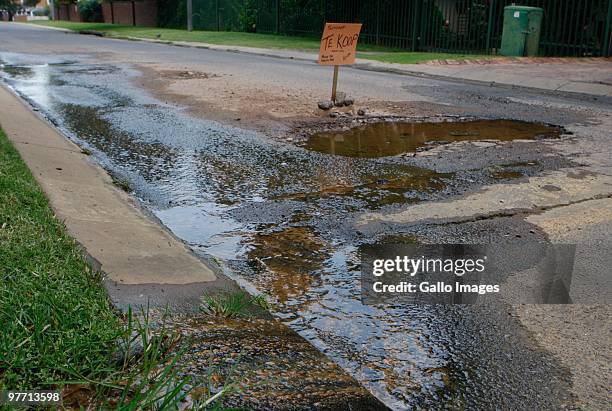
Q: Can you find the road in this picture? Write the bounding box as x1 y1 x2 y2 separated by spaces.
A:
1 22 610 410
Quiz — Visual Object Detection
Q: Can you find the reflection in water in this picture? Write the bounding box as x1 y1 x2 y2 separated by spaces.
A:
273 165 451 207
490 169 524 180
305 119 561 158
247 227 329 304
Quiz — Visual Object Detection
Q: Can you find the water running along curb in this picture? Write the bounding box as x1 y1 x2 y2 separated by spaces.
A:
0 84 219 286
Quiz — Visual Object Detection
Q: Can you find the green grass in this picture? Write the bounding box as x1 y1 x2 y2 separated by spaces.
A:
357 51 493 64
0 127 124 390
201 292 269 318
28 21 492 64
28 21 387 51
111 174 132 192
0 128 214 408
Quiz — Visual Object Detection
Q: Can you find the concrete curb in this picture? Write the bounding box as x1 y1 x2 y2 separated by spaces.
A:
96 38 612 98
10 21 72 32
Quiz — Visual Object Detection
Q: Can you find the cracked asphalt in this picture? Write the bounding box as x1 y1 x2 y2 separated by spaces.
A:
1 22 610 410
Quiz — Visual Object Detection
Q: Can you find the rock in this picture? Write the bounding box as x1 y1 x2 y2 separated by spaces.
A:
343 96 354 106
329 112 338 118
357 109 366 116
317 100 334 110
472 141 496 148
111 335 144 365
334 92 347 106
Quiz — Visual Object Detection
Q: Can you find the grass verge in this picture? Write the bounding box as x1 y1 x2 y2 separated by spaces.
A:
0 126 123 390
27 21 491 64
0 127 220 408
27 21 383 51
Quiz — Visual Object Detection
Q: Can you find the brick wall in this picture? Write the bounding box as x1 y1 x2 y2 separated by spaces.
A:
134 0 156 27
100 0 157 27
54 4 80 22
67 3 82 22
57 4 69 21
101 2 113 23
111 1 133 25
54 0 157 27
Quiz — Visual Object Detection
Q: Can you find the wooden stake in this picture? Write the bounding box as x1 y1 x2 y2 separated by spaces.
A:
331 65 339 102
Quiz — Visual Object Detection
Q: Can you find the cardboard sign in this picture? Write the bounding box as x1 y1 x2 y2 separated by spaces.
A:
318 23 362 65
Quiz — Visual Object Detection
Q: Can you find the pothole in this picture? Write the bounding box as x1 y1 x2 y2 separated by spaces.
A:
303 119 562 158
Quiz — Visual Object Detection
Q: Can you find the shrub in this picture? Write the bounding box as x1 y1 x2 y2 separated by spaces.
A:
157 0 186 29
238 0 257 32
77 0 102 22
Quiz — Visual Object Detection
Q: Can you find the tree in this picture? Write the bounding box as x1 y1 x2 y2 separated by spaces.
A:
0 0 19 21
77 0 102 22
239 0 258 33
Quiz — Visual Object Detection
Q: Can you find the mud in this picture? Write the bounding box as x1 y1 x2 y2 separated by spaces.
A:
171 316 385 410
247 227 330 304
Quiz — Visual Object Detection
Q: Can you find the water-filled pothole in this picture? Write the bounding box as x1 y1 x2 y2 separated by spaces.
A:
304 119 561 158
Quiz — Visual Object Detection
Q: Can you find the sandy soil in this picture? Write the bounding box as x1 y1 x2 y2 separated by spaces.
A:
135 62 455 138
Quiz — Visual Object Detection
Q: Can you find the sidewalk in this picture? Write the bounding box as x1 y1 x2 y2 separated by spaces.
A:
361 57 612 97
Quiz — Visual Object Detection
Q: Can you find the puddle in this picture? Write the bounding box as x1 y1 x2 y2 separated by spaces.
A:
304 119 561 158
247 227 330 304
272 165 451 208
489 161 541 180
490 170 524 180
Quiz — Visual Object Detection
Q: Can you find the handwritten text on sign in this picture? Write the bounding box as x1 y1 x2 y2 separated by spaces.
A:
318 23 363 65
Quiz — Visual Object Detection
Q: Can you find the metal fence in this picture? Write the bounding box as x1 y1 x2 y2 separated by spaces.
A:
159 0 612 56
